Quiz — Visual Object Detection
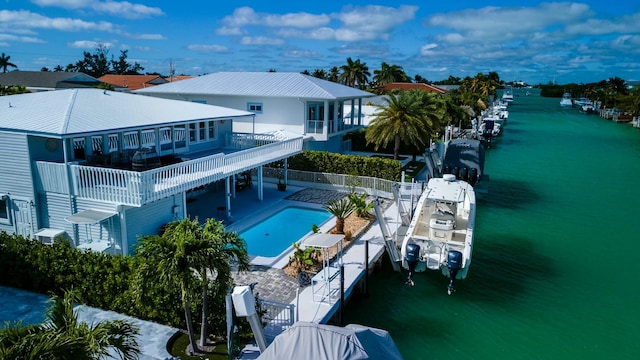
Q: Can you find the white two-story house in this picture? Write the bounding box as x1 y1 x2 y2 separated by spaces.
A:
0 89 302 255
136 72 375 153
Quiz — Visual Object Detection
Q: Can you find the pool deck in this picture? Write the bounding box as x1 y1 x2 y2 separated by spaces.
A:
188 182 405 359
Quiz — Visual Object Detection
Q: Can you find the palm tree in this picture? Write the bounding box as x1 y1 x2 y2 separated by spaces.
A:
135 219 201 353
197 218 250 348
323 198 356 234
373 62 410 87
0 291 139 359
365 90 437 160
0 53 17 73
311 69 327 80
135 217 250 353
328 66 340 82
339 57 370 89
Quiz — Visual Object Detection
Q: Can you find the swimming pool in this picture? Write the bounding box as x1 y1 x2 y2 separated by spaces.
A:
0 286 49 325
239 206 332 257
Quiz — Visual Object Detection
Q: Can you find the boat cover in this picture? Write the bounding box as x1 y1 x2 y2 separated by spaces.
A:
443 138 485 177
256 321 403 360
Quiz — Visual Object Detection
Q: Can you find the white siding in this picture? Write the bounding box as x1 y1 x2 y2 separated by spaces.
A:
0 132 38 235
124 195 181 255
0 132 35 198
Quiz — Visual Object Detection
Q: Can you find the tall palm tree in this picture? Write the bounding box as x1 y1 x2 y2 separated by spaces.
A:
197 218 250 348
135 219 202 353
0 53 17 73
373 62 410 87
339 57 370 89
0 291 139 360
135 217 250 353
365 90 437 160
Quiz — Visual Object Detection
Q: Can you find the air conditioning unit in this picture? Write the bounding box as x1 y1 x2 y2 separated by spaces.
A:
34 228 66 245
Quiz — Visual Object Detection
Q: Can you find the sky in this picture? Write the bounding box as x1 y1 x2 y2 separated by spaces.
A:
1 1 639 85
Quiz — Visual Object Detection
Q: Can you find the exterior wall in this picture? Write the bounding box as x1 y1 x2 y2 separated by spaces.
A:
146 93 306 135
123 194 182 255
0 131 38 237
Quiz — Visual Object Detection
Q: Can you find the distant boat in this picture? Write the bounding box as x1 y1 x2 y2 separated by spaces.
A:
502 85 514 103
560 92 572 106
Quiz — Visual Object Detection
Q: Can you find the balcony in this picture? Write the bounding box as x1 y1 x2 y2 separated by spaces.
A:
35 134 303 207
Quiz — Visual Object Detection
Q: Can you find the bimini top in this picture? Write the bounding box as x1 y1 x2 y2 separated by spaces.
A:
427 177 467 203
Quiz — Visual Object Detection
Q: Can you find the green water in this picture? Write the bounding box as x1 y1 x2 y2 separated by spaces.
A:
344 91 640 359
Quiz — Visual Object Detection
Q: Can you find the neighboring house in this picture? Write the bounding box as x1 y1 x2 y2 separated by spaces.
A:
98 74 169 91
136 72 375 152
380 82 448 94
0 71 103 92
0 89 302 255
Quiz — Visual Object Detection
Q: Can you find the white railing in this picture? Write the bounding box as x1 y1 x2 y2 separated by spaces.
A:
262 168 396 198
259 298 295 340
36 137 303 207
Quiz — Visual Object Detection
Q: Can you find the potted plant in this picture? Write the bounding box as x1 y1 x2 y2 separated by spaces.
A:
290 242 318 286
277 173 286 191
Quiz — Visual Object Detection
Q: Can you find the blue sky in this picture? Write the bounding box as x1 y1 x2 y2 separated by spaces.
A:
1 1 639 84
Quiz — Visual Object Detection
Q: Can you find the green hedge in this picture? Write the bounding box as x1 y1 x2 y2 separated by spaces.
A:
287 150 402 181
0 232 228 333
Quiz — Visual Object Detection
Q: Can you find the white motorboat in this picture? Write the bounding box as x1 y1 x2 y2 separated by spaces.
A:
560 92 573 106
401 174 476 294
502 85 514 103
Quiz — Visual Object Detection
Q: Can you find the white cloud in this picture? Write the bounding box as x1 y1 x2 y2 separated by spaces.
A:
420 43 437 55
426 3 592 43
220 6 329 28
0 10 114 32
282 50 321 58
334 5 417 35
0 33 44 43
215 26 245 36
68 40 114 49
129 33 165 40
187 44 229 53
240 36 284 46
31 0 164 19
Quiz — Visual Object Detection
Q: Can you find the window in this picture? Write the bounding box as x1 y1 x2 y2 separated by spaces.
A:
208 121 216 139
0 196 10 225
188 121 217 144
73 137 86 160
247 102 263 114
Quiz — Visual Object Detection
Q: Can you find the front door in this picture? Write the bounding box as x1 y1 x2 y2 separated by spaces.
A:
13 199 34 238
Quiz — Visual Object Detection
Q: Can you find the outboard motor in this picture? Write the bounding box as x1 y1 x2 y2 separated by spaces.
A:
452 166 460 179
469 168 478 186
459 167 469 182
443 165 451 175
405 243 421 286
446 250 463 295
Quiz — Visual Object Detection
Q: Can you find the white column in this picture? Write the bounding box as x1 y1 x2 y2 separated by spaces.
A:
225 176 231 219
257 166 263 201
357 98 363 126
323 100 330 136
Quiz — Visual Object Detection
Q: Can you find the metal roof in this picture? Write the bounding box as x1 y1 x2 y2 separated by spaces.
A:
136 72 375 100
0 71 102 89
0 88 253 137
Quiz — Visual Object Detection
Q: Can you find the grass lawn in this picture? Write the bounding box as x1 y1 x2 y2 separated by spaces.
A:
169 333 231 360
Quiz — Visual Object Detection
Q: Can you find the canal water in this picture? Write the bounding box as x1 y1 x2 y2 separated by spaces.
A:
344 90 640 359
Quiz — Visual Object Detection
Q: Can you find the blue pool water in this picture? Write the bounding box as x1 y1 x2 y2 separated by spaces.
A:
239 206 332 257
0 286 50 326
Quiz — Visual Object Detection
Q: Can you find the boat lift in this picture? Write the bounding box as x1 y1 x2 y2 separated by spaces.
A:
373 181 424 273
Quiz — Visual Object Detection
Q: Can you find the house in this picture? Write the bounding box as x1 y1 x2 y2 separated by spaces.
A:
0 71 103 92
98 74 169 91
380 82 447 94
136 72 375 152
0 89 302 255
